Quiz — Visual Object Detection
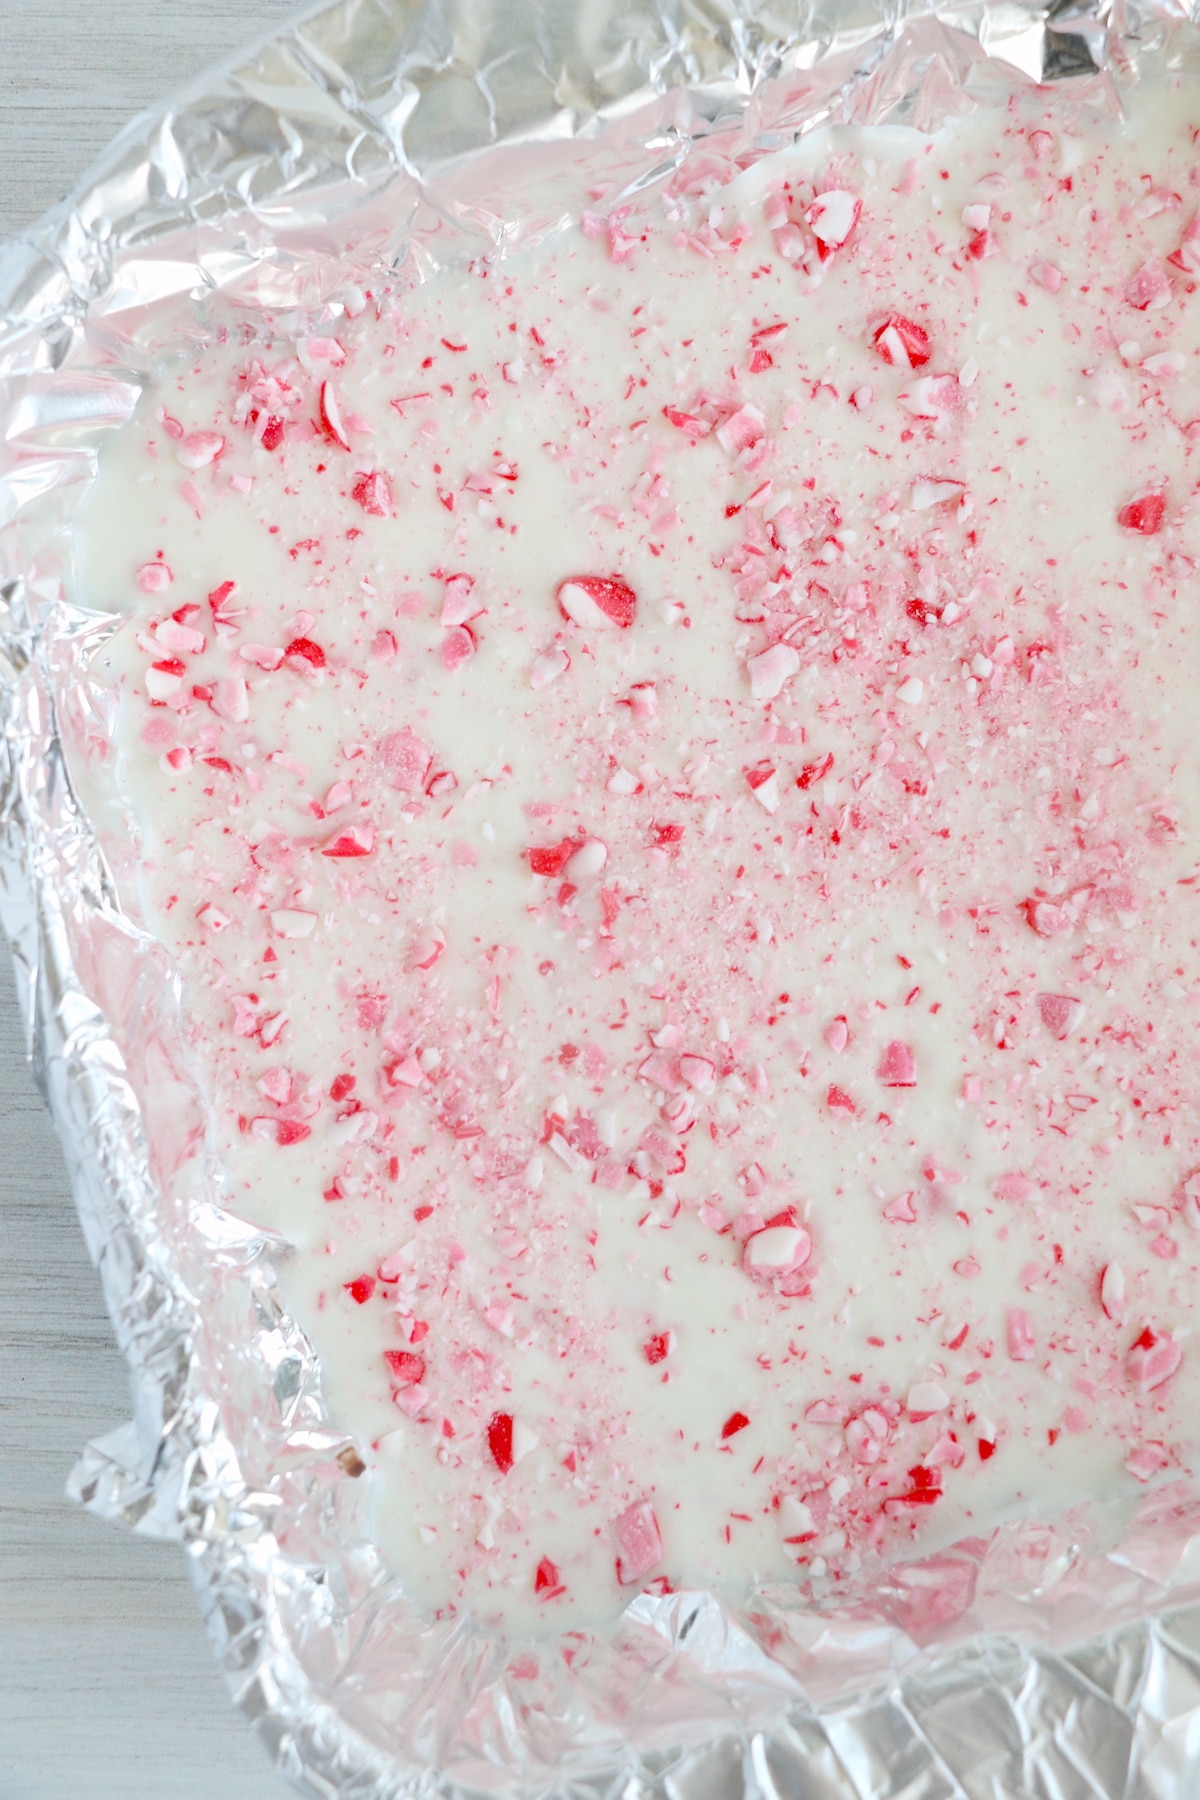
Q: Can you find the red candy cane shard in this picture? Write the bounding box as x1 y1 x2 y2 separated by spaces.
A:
285 636 327 669
525 838 583 877
1117 492 1165 535
487 1411 515 1474
534 1556 564 1598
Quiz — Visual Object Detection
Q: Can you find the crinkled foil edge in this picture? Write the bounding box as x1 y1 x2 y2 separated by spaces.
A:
7 0 1200 1794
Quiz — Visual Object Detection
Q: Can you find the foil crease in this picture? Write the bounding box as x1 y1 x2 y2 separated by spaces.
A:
5 0 1200 1793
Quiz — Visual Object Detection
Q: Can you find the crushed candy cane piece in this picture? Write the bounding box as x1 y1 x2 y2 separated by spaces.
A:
743 1224 812 1281
1126 1327 1182 1392
556 575 637 631
614 1500 663 1584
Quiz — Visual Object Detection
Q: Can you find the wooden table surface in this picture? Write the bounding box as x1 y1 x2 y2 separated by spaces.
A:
0 9 308 1795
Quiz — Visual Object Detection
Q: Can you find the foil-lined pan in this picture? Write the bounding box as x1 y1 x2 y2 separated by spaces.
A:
6 0 1200 1791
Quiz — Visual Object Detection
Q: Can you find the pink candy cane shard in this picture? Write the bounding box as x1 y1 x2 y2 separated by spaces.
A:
1007 1307 1036 1362
556 575 637 631
285 636 326 670
1126 1326 1182 1393
530 643 570 688
384 1349 426 1388
679 1052 716 1092
299 334 347 369
1024 896 1073 937
743 1224 812 1281
212 676 249 724
379 729 431 792
1126 1441 1170 1482
1036 993 1083 1040
1124 259 1172 311
441 625 476 671
876 1040 916 1087
614 1500 663 1585
175 430 225 470
662 405 712 441
352 470 392 515
883 1191 918 1223
845 1408 889 1465
1029 259 1064 293
408 927 445 972
137 560 173 593
715 403 765 456
437 574 475 628
747 642 800 701
898 375 960 421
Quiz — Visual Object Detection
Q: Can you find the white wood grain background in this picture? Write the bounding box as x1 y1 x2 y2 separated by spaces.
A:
0 9 309 1795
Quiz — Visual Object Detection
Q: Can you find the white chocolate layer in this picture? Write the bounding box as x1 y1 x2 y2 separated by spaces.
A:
76 76 1200 1634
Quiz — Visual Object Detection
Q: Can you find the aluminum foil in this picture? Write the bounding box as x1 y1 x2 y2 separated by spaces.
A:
6 0 1200 1793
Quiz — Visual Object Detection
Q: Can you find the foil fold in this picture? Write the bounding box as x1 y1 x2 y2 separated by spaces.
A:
6 0 1200 1793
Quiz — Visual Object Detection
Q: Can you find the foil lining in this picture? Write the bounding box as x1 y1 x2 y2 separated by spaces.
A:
5 0 1200 1792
